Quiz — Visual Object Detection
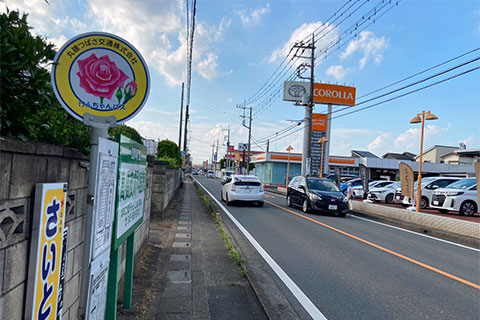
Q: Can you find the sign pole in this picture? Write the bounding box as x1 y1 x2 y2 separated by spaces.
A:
124 233 135 309
78 114 116 319
324 103 332 176
106 247 120 320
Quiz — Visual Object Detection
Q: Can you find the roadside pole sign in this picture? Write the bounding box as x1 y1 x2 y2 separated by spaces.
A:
51 32 150 124
92 138 119 259
25 183 68 320
51 32 150 319
106 134 147 320
112 134 147 248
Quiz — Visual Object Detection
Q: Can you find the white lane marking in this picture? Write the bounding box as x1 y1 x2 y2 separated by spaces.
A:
264 189 478 252
351 215 480 252
193 177 327 320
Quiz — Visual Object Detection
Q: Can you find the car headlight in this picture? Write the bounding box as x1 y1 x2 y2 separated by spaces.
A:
309 193 322 201
343 197 348 202
446 191 464 196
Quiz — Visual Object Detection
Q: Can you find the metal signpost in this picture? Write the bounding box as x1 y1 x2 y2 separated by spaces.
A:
106 135 147 320
25 183 68 320
51 32 150 319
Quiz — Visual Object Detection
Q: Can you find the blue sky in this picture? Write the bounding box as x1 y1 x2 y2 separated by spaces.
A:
2 0 479 164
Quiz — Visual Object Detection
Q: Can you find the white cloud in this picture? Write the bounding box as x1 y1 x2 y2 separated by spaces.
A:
394 124 445 151
367 133 393 155
269 21 339 65
340 31 388 69
197 53 218 80
238 4 270 26
2 1 230 87
326 65 349 80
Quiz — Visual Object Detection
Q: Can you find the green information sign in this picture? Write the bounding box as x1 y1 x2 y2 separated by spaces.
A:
112 134 147 249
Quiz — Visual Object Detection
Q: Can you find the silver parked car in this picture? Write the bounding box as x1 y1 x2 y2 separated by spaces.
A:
221 175 265 207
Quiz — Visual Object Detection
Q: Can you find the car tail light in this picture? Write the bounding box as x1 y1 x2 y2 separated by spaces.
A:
260 185 264 192
231 185 236 192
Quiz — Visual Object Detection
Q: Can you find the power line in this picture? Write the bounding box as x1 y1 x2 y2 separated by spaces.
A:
251 64 479 147
357 47 480 100
332 56 480 115
332 66 479 120
250 0 402 119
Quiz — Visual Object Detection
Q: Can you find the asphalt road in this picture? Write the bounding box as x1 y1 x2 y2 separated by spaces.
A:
194 175 480 320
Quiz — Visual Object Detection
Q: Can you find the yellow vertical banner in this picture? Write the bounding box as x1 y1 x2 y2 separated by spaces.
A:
26 183 68 320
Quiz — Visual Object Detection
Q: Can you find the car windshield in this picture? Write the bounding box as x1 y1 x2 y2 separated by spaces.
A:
413 177 436 188
385 182 400 189
307 179 340 192
443 178 475 190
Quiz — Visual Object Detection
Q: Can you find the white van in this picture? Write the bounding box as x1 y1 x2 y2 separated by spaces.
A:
431 178 478 216
395 176 460 209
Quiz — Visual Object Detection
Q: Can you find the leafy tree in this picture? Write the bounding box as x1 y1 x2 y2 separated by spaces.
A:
219 158 226 169
0 10 90 152
108 124 143 144
156 139 181 167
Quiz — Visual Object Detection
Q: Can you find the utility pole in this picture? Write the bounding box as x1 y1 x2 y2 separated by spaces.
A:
178 82 184 150
223 126 231 170
292 33 315 176
211 142 215 170
238 103 253 174
215 139 219 174
183 104 189 154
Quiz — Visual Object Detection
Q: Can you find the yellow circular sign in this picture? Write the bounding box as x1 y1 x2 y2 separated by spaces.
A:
51 32 150 123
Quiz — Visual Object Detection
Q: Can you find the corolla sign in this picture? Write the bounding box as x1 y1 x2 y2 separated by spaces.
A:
51 32 150 123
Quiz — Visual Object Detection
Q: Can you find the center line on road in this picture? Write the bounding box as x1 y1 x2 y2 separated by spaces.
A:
265 200 480 291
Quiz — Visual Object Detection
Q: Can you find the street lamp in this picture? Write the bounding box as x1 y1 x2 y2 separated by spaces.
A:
318 137 329 178
286 145 293 186
410 110 438 212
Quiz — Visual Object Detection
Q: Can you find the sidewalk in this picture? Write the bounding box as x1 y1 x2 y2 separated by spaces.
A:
117 178 267 319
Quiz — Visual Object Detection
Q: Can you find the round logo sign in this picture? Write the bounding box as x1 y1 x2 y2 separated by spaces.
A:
51 32 150 124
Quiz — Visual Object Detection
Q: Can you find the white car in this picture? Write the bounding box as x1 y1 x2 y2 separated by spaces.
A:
207 170 215 178
430 178 478 216
367 182 400 204
394 177 460 209
221 175 264 207
352 180 394 199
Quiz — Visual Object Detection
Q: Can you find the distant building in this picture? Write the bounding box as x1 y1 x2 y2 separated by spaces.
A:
352 150 379 159
382 152 416 161
251 148 475 185
414 145 458 163
441 149 480 165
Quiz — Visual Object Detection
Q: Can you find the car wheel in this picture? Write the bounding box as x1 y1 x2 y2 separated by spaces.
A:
459 201 477 216
385 193 394 204
226 194 231 206
220 190 224 202
302 199 310 213
437 209 449 214
258 201 264 207
286 194 293 207
420 197 429 209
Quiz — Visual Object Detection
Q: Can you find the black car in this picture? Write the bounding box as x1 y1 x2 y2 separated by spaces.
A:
286 176 349 217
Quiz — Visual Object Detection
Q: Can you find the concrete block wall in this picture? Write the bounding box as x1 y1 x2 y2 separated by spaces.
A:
0 137 154 320
150 161 181 218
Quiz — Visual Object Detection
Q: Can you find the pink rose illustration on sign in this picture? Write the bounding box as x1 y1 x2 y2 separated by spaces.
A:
77 53 128 103
125 81 137 97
